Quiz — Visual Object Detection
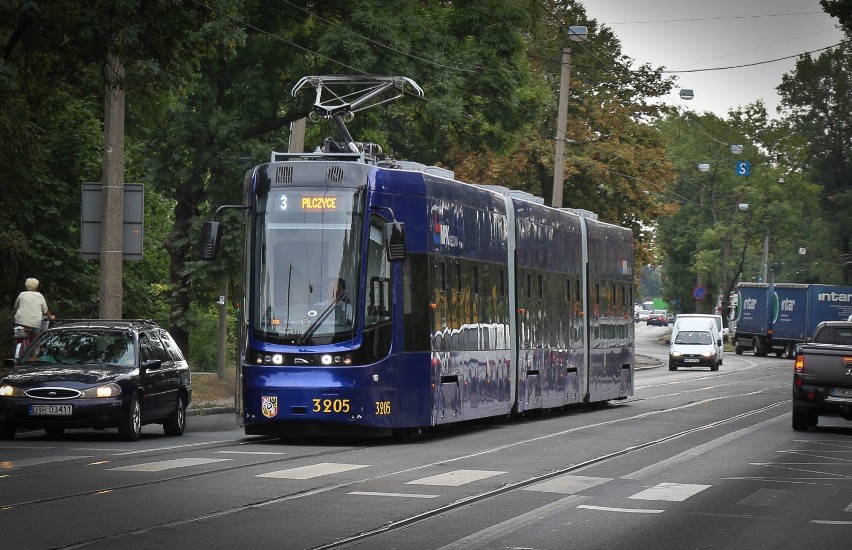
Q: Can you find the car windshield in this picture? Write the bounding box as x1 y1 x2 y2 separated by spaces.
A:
675 331 712 345
20 331 136 367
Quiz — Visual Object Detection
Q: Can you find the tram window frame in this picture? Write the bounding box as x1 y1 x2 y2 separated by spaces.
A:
499 269 505 298
538 273 544 300
595 282 601 306
438 260 447 291
526 273 532 300
611 284 617 306
472 266 479 295
453 262 461 293
365 217 393 327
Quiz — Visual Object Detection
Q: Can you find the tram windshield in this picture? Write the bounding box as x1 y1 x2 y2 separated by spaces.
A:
252 187 364 344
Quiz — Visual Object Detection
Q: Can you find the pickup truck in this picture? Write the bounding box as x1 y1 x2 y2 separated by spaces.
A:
792 321 852 431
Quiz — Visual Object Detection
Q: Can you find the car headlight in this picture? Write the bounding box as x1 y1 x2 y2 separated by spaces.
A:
702 351 715 358
670 352 682 358
0 384 24 397
80 384 122 398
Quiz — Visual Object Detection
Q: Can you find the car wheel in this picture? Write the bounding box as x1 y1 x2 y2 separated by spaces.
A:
163 394 187 436
785 343 795 359
752 338 762 357
0 421 16 440
669 363 677 371
792 406 817 432
711 361 719 372
735 345 743 355
119 394 142 441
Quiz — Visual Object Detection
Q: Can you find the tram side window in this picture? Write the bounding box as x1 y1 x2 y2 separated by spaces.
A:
365 219 391 326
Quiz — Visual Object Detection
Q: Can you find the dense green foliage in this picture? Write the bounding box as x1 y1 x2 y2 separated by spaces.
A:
1 0 848 361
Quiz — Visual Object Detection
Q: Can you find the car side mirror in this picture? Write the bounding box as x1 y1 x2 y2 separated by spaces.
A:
3 358 16 368
717 339 722 347
665 339 671 345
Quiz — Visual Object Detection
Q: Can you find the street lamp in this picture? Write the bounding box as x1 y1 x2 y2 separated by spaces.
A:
551 26 588 208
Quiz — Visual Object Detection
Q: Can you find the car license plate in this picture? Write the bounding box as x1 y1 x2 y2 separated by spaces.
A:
829 388 852 398
684 358 699 363
29 404 73 416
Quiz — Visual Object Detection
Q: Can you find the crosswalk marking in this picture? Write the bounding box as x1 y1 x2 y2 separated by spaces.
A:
407 469 505 487
524 475 610 494
629 482 711 502
109 458 231 472
258 462 368 479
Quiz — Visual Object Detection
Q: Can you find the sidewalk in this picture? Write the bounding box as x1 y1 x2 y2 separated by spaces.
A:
636 353 664 370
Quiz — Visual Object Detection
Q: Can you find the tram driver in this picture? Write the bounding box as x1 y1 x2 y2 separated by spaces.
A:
311 277 353 325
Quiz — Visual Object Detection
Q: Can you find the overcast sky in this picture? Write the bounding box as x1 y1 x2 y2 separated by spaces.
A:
582 0 846 117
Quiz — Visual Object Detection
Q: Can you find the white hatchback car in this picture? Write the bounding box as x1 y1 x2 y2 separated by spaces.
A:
669 329 721 371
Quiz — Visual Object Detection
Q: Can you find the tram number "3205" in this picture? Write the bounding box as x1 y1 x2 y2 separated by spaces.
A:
313 398 350 413
311 398 392 415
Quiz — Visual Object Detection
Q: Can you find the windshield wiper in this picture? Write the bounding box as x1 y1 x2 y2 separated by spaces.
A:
296 290 349 345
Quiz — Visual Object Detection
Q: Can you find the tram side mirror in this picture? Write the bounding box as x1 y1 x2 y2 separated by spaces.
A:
385 222 406 261
200 221 223 261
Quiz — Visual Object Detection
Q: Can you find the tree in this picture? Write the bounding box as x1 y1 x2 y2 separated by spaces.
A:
778 40 852 283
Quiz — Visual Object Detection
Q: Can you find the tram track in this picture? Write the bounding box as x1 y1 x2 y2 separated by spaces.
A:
52 385 790 549
311 401 789 549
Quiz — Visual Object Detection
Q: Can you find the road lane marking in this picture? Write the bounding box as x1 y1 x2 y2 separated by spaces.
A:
348 491 439 499
434 496 588 550
258 462 368 479
622 415 784 480
810 520 852 525
578 504 665 514
629 482 711 501
215 450 287 455
407 469 505 486
737 488 790 507
0 455 92 470
109 458 231 472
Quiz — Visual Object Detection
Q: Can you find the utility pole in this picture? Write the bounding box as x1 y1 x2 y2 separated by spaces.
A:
99 54 125 319
551 46 571 209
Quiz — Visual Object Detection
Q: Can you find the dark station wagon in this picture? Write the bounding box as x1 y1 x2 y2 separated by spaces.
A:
0 320 191 441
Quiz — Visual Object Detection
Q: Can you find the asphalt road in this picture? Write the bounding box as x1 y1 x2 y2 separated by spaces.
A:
2 324 850 550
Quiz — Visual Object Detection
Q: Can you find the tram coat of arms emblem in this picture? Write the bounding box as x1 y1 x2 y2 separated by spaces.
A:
261 395 278 418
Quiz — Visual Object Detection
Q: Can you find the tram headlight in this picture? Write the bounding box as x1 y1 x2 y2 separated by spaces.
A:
271 354 283 365
321 354 333 365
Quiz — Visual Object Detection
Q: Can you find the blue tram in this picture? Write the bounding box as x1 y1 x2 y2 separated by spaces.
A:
202 77 634 437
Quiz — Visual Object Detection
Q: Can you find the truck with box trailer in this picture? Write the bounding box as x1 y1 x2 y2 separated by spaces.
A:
734 283 852 358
